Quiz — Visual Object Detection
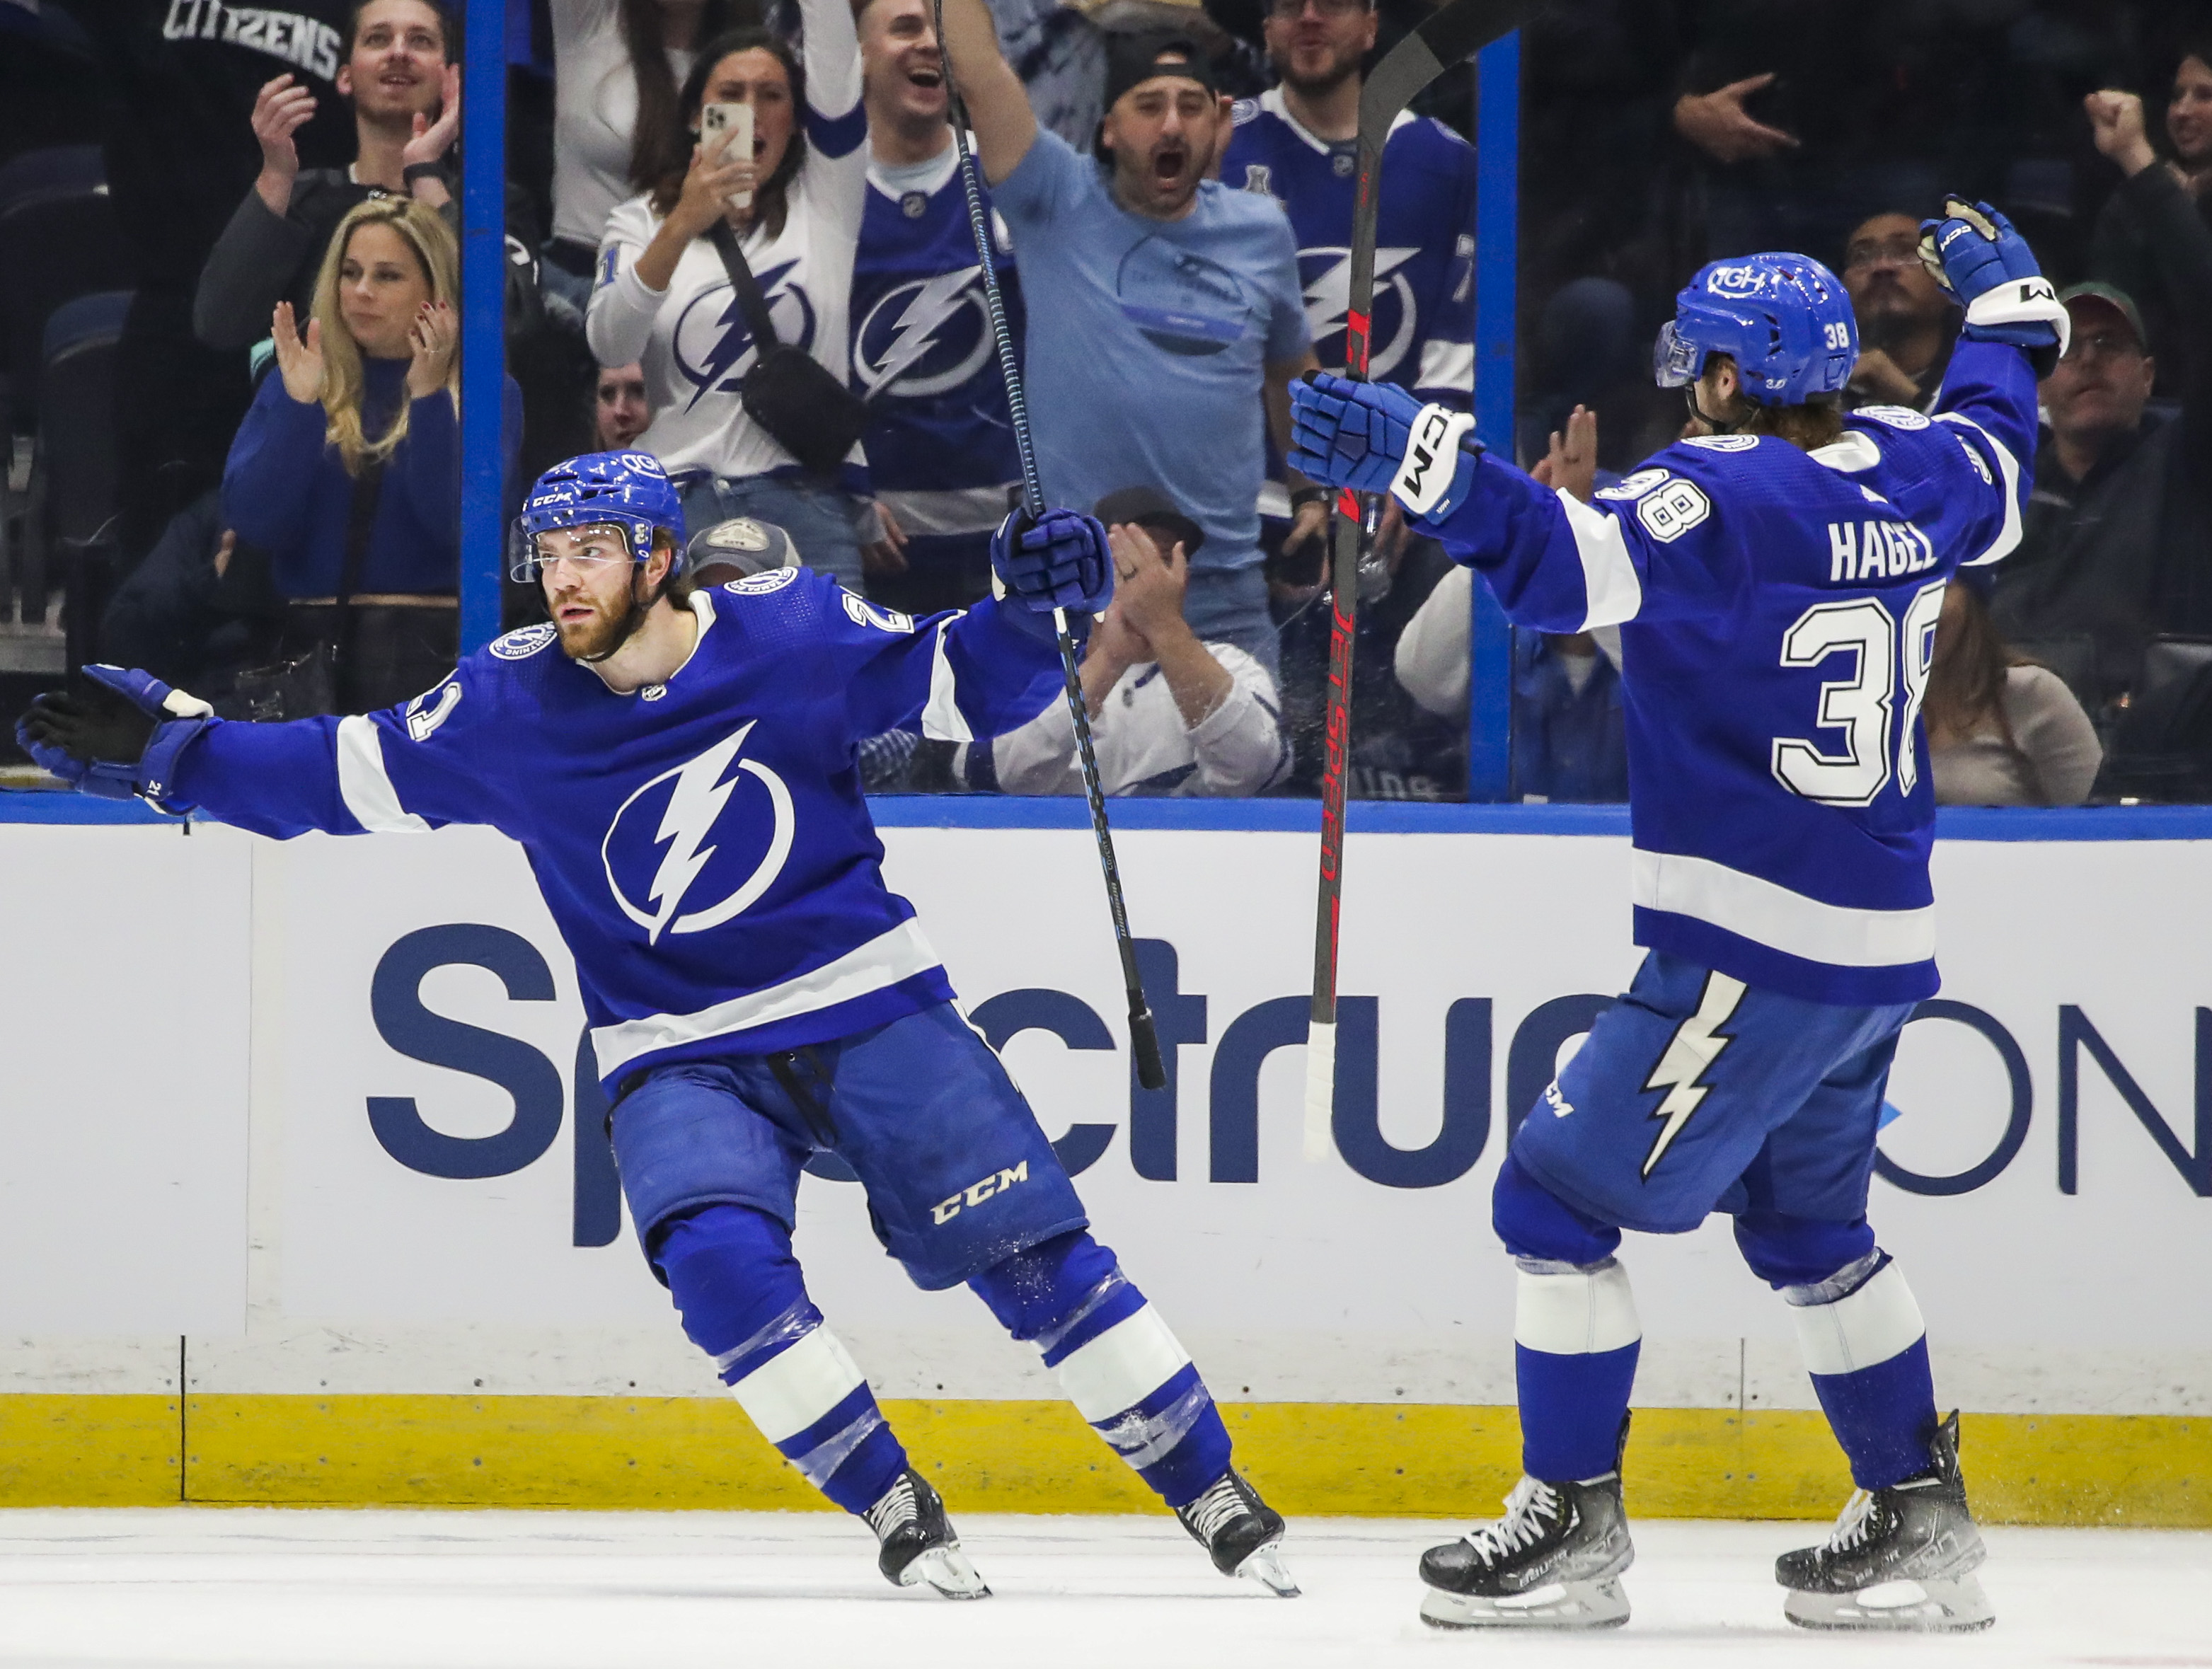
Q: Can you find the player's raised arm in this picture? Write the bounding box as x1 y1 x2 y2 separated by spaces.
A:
836 507 1112 741
1913 197 2067 567
16 663 492 840
1288 372 1741 635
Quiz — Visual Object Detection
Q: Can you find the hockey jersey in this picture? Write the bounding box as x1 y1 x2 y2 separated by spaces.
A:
1423 340 2040 1004
584 0 868 485
1221 89 1477 404
166 572 1065 1087
850 146 1025 565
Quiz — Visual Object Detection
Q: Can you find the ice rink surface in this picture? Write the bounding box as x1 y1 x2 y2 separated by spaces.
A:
0 1508 2206 1669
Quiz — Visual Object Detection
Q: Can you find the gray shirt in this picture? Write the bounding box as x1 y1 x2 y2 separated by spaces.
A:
1931 664 2102 807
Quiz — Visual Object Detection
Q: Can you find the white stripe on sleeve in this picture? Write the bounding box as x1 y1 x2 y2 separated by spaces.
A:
1631 848 1937 968
335 715 431 833
1556 492 1644 629
1415 336 1475 398
919 618 974 744
1934 413 2024 567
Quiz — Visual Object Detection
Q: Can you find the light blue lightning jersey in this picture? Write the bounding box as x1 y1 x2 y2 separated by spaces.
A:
851 146 1025 562
1221 89 1477 404
1424 340 2040 1004
165 572 1064 1087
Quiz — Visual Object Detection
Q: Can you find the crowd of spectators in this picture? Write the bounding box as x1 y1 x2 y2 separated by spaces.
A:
7 0 2212 802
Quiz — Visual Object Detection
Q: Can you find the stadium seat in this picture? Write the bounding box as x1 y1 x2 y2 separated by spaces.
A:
14 289 129 633
2097 635 2212 802
0 180 131 439
0 144 103 214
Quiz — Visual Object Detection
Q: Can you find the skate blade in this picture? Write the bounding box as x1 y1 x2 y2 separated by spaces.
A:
901 1543 991 1600
1233 1540 1301 1598
1785 1574 1993 1633
1420 1576 1630 1630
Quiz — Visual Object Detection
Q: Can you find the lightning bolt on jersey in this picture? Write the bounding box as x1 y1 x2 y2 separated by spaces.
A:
1221 90 1477 404
584 0 868 486
166 573 1064 1087
1422 341 2041 1004
850 146 1025 560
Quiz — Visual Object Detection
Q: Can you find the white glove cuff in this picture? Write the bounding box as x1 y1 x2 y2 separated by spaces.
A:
1964 277 2071 356
1390 404 1478 515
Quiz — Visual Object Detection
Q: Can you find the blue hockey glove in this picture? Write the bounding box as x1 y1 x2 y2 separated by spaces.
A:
1288 372 1483 521
14 664 212 809
991 507 1112 616
1918 197 2069 354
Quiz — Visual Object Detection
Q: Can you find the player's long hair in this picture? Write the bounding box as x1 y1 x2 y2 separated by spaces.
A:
309 198 460 477
623 0 761 193
1925 582 2038 778
647 28 808 241
1694 355 1846 450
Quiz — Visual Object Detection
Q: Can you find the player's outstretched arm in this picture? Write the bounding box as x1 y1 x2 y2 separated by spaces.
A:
839 509 1110 742
18 664 492 839
1288 372 1719 634
1913 196 2061 565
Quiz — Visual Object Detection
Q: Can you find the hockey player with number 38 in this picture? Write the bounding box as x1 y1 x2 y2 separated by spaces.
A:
16 452 1297 1602
1290 201 2065 1634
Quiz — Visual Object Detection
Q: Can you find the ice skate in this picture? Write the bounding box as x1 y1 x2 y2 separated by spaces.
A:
1418 1471 1633 1629
865 1469 989 1599
1175 1469 1300 1596
1778 1411 1992 1632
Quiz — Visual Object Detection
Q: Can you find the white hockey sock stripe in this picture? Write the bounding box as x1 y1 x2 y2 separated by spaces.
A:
729 1324 868 1445
1054 1303 1193 1423
1789 1259 1926 1378
1514 1259 1641 1355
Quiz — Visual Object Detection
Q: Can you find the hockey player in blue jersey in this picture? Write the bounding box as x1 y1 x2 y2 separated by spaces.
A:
1289 200 2067 1633
18 452 1298 1602
850 0 1026 615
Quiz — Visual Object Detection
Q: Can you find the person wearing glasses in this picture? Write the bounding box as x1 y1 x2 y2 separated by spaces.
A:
1838 211 1958 413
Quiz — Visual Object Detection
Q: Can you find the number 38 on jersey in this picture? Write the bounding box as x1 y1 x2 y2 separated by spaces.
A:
1771 579 1947 807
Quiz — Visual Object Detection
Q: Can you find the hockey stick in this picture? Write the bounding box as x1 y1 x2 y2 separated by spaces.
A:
933 0 1168 1091
1304 0 1544 1160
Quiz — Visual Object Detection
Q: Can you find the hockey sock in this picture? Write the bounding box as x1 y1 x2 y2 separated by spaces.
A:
1785 1251 1938 1491
969 1230 1232 1508
1512 1257 1642 1482
654 1204 907 1515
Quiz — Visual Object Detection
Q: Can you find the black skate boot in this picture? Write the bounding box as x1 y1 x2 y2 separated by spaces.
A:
1175 1469 1300 1596
864 1469 989 1599
1777 1411 1992 1632
1418 1470 1634 1629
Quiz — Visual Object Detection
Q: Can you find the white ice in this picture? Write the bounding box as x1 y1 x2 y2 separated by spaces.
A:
0 1508 2206 1669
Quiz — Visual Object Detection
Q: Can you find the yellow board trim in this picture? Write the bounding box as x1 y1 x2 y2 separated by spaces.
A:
0 1395 2200 1525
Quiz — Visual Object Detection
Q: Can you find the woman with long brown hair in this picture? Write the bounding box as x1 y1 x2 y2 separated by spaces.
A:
543 0 758 328
1925 578 2102 806
222 197 519 710
586 0 875 583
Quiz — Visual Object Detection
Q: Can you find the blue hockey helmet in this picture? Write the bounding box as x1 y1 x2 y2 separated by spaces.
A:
512 451 686 580
1653 253 1857 406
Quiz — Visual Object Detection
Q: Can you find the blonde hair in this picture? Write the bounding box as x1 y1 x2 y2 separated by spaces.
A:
309 197 460 475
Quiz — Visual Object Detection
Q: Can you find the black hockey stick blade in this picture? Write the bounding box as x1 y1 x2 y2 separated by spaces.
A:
1360 0 1544 137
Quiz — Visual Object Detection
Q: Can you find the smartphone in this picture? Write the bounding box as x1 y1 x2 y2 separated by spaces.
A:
701 100 754 212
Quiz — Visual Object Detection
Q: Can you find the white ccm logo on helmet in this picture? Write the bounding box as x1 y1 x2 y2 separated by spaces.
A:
601 722 795 945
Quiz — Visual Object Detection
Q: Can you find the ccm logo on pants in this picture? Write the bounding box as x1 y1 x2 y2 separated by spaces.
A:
933 1162 1028 1225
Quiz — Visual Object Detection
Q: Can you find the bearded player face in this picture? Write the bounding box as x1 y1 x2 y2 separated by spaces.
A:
538 524 669 661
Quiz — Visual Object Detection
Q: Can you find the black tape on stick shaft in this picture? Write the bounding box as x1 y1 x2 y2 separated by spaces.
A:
936 0 1166 1092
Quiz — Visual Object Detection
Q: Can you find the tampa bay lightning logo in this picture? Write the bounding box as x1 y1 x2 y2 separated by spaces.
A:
669 261 814 412
854 266 993 398
601 722 795 945
1298 246 1419 379
1115 239 1256 357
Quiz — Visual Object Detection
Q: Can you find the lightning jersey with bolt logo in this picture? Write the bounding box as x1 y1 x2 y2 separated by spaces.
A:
1222 90 1477 404
1422 342 2040 1005
584 0 869 487
851 146 1025 570
163 574 1065 1089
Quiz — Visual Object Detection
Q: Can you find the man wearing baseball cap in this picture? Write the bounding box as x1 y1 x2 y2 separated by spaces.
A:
922 0 1327 679
1991 279 2212 712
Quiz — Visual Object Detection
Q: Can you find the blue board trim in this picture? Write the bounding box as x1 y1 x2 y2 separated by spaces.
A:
4 792 2208 840
1468 33 1519 802
457 1 507 654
